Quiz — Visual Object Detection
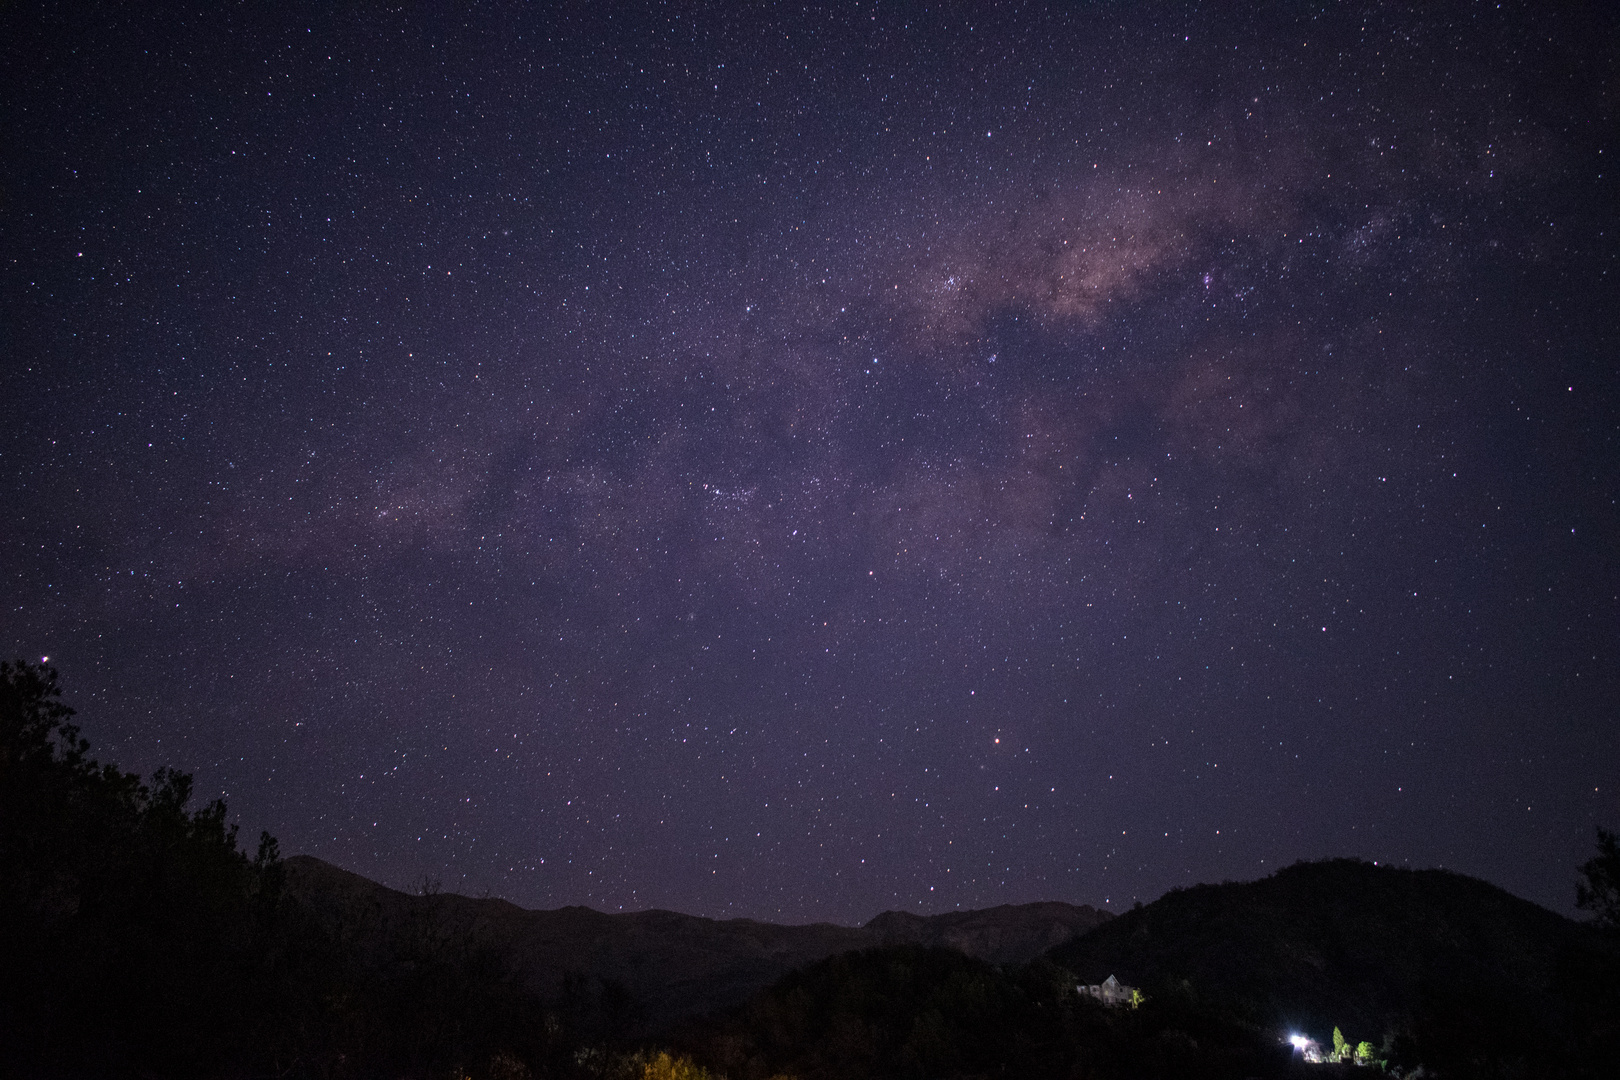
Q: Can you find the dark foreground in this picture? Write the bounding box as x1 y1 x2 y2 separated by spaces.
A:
4 661 1616 1078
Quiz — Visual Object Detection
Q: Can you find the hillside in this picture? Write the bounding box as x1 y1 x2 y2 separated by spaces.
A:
864 901 1109 964
1047 858 1620 1075
282 855 1110 1024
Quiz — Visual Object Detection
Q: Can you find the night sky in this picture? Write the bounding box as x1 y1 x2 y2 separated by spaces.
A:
4 2 1615 925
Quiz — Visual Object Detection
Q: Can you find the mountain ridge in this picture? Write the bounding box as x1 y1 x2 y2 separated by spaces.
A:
281 854 1112 1023
1046 857 1620 1073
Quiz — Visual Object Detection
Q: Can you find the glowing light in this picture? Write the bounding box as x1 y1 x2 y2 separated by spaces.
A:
1290 1035 1309 1050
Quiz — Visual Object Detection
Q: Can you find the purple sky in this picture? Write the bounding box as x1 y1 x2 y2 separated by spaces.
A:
4 1 1615 923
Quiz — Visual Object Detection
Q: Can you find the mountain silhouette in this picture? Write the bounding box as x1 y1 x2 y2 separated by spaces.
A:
282 855 1110 1024
1046 858 1620 1074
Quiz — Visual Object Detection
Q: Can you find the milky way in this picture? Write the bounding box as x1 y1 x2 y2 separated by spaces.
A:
4 2 1615 922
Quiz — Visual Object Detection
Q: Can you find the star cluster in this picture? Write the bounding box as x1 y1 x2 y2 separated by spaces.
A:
3 2 1614 922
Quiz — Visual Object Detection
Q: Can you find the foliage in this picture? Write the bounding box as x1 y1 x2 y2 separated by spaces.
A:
663 945 1291 1080
0 660 562 1079
1322 1027 1379 1065
0 659 289 1075
1575 826 1620 929
640 1050 721 1080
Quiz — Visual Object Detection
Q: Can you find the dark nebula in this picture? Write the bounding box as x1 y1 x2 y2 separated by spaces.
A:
3 2 1614 923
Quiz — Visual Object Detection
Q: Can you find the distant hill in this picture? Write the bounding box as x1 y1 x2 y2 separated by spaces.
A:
280 855 1620 1074
282 855 1110 1024
1046 858 1620 1075
864 900 1110 964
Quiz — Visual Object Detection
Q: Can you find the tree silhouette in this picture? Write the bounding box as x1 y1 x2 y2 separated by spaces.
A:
2 659 567 1078
0 659 288 1076
1576 826 1620 929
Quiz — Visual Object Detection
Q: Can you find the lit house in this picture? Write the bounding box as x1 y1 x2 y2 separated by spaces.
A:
1077 974 1136 1006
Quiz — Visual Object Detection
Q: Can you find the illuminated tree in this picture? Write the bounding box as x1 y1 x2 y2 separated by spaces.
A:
641 1051 719 1080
